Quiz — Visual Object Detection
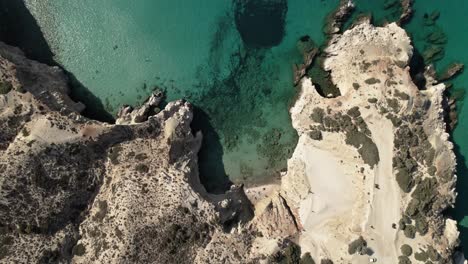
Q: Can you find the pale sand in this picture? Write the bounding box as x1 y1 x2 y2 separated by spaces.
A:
361 112 400 262
245 183 280 207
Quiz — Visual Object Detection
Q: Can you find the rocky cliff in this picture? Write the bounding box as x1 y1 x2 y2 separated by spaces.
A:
279 19 459 263
0 42 257 264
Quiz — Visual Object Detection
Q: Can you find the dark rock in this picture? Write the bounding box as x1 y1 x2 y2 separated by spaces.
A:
437 62 464 81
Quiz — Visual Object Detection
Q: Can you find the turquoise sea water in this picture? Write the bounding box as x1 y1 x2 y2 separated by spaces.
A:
24 0 468 254
24 0 339 191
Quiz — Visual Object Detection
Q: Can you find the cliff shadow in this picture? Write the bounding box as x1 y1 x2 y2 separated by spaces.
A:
451 142 468 255
0 0 114 123
0 0 54 65
190 106 231 194
409 47 427 90
67 72 115 123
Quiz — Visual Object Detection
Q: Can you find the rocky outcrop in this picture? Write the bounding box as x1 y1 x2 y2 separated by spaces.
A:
399 0 413 25
0 42 84 113
279 21 459 263
438 62 464 82
0 42 258 263
116 90 164 124
293 48 318 87
324 0 355 36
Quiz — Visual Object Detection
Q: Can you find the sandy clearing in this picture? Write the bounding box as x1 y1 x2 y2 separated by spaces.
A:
363 113 400 263
292 134 368 261
298 142 354 228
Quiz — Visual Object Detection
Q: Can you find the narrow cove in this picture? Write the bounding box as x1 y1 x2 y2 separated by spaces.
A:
24 0 339 192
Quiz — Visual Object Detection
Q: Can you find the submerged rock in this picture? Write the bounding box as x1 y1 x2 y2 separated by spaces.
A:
324 0 355 36
293 45 319 86
438 62 464 82
398 0 413 25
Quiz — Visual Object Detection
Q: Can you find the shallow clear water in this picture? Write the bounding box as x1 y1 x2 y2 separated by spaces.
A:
25 0 339 191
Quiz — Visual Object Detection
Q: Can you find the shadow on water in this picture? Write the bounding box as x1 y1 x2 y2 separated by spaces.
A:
191 106 231 194
0 0 114 123
67 72 115 123
233 0 287 48
0 0 54 65
448 142 468 255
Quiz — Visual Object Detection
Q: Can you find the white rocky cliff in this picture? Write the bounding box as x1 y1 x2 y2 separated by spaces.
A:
275 20 459 263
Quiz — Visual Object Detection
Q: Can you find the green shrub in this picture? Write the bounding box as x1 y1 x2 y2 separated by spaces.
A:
368 98 378 103
426 246 440 261
396 168 414 193
310 108 325 123
135 164 149 173
282 243 301 264
0 81 12 95
72 244 86 256
345 130 380 168
309 129 323 141
399 218 407 230
320 259 333 264
403 225 416 239
271 242 302 264
21 128 30 137
394 90 410 100
135 153 148 161
386 98 400 111
347 106 361 118
427 166 437 176
411 178 437 212
414 251 429 261
398 255 411 264
352 83 360 90
348 236 367 255
300 253 315 264
405 199 420 217
365 78 381 85
415 217 429 235
400 244 413 256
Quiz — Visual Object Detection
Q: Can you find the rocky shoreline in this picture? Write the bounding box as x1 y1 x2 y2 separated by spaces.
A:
0 7 464 264
279 19 460 263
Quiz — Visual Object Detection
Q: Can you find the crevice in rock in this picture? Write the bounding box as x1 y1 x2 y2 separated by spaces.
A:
190 106 232 194
307 52 342 99
278 193 300 232
409 47 427 90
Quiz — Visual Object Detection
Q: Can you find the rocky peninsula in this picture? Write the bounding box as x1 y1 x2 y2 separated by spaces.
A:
0 14 462 264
